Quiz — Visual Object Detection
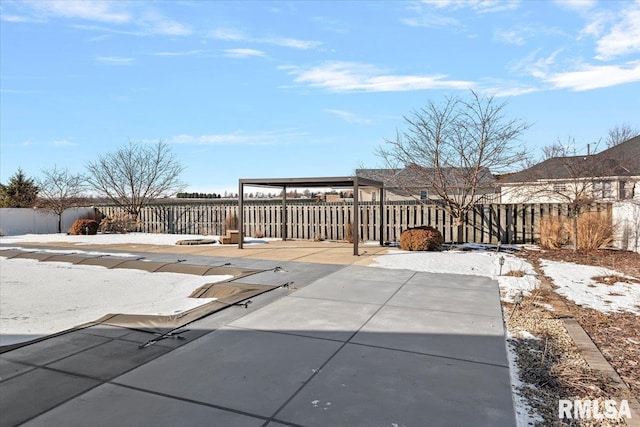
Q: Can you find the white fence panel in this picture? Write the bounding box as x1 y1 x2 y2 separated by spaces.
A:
613 201 640 253
0 207 98 236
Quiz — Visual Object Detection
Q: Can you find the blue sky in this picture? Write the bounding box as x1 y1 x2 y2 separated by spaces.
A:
1 0 639 194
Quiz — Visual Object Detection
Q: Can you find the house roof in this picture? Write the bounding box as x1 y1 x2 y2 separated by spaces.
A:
601 134 640 173
500 135 640 184
356 166 496 190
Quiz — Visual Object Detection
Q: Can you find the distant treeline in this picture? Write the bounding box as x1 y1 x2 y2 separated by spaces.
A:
176 192 223 199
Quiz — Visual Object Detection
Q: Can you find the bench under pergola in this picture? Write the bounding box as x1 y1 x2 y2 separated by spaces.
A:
238 176 385 255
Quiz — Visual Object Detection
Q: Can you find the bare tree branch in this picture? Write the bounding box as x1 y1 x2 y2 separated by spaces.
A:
37 166 86 232
607 123 639 148
85 141 185 221
377 90 530 236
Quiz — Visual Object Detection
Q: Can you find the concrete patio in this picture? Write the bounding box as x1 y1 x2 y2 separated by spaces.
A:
0 242 516 426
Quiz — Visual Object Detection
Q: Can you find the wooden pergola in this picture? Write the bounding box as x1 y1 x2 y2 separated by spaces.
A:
238 176 385 255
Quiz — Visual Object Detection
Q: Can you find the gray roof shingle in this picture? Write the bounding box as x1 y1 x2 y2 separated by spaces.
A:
500 135 640 183
356 166 496 189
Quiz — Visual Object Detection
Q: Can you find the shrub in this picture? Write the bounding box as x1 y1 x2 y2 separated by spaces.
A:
224 213 238 232
571 211 614 250
70 219 99 235
345 221 354 243
99 212 139 234
253 226 265 238
539 216 568 249
399 226 443 251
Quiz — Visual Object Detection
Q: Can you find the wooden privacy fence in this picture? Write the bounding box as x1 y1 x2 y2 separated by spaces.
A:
97 201 612 245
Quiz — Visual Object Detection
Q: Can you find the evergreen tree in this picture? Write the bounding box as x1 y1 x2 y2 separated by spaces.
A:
0 168 39 207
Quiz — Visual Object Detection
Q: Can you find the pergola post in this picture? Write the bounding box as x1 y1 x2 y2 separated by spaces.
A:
238 180 244 249
282 186 287 241
353 177 359 256
379 186 384 246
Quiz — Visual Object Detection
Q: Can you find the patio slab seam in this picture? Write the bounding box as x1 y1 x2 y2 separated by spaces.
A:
261 271 418 425
104 382 276 425
383 302 504 319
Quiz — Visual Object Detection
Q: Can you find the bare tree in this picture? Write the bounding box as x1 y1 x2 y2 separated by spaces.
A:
504 138 611 252
377 90 530 241
606 123 639 148
37 166 87 233
86 141 185 221
541 141 569 160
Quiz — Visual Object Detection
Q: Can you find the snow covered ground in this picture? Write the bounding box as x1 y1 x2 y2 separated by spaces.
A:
0 233 240 347
0 257 231 346
541 259 640 314
0 232 198 246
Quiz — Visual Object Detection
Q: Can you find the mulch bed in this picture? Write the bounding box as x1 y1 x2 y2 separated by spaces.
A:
518 248 640 399
571 305 640 397
507 297 626 426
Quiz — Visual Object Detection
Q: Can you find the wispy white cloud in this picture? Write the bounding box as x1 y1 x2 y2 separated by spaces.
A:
5 1 191 37
88 34 112 42
52 139 77 147
223 48 267 58
577 10 613 39
146 20 192 36
593 4 640 60
272 37 321 50
401 11 462 29
511 44 640 92
96 56 135 65
543 61 640 91
210 28 246 41
494 28 525 45
324 109 373 125
416 0 520 13
510 49 564 79
161 129 306 146
480 81 539 97
29 0 131 24
138 9 192 36
15 138 76 147
0 13 44 23
404 0 519 29
281 61 474 93
553 0 597 13
571 2 640 61
72 24 141 37
210 27 321 50
152 50 207 57
311 16 349 34
494 24 569 46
